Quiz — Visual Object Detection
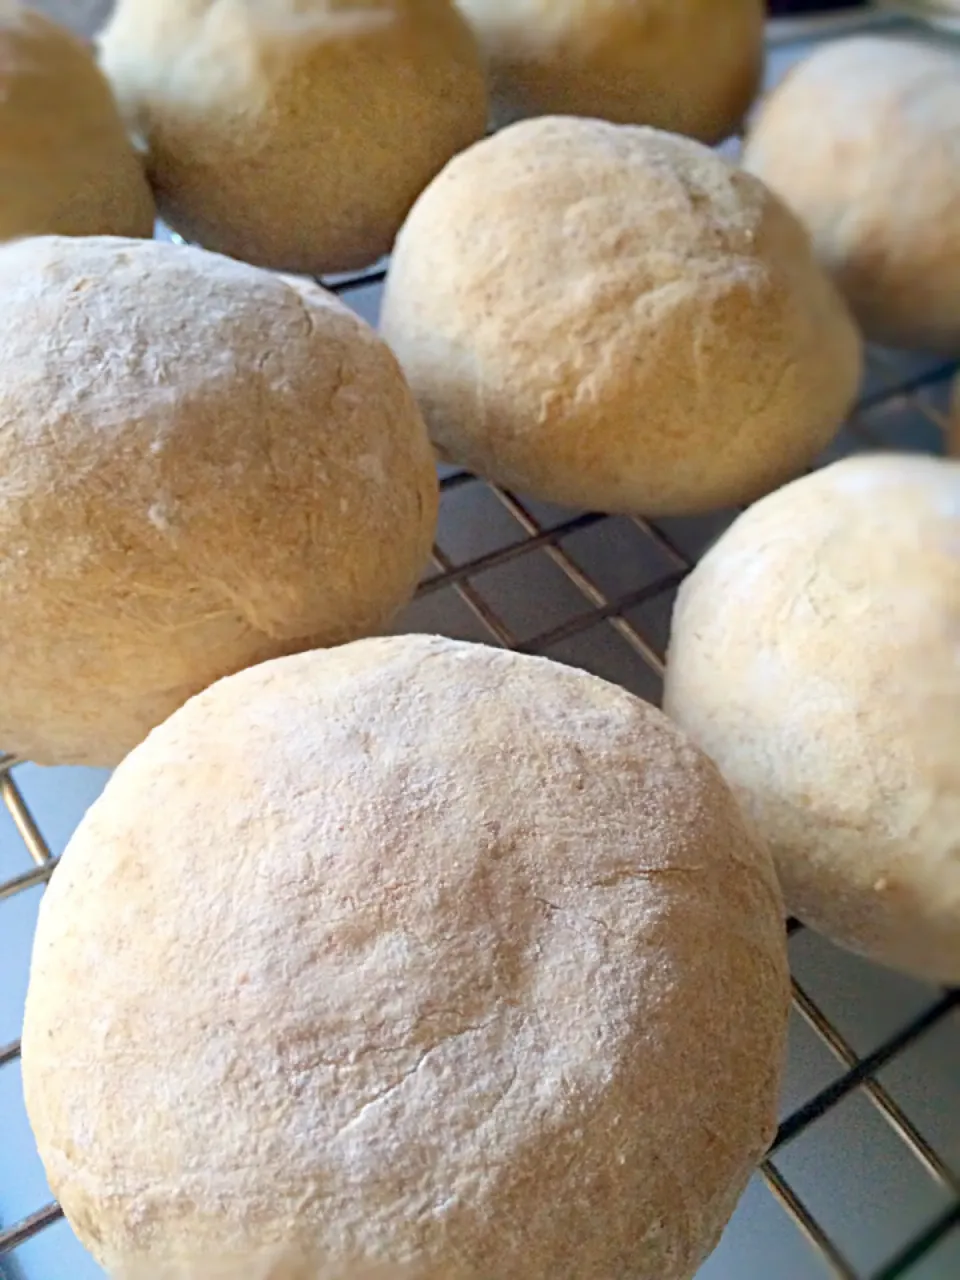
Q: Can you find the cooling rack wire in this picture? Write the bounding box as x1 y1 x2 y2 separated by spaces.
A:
2 12 959 1280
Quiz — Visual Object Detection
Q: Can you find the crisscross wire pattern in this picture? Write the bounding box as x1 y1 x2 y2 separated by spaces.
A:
2 16 959 1279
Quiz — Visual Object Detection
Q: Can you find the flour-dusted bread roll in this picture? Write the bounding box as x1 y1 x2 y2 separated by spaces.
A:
116 1258 412 1280
664 454 960 985
456 0 764 141
743 37 960 353
97 0 487 274
0 236 437 768
381 117 862 516
0 1 153 240
23 635 790 1280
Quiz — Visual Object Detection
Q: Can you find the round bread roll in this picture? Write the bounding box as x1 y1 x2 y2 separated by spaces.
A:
742 36 960 353
663 454 960 985
0 236 437 768
0 1 154 241
97 0 487 274
455 0 764 141
380 117 862 515
22 635 790 1280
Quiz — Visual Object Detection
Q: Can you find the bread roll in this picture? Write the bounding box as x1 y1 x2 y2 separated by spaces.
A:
23 635 790 1280
117 1258 410 1280
456 0 764 141
0 236 437 768
664 454 960 985
0 1 153 240
743 36 960 353
98 0 487 274
381 117 862 516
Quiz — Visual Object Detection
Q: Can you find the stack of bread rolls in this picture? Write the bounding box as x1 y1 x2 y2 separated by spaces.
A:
5 5 959 1279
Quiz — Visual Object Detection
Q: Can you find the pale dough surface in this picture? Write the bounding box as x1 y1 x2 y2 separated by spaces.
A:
744 36 960 352
23 636 790 1280
381 116 862 516
665 454 960 985
0 237 437 766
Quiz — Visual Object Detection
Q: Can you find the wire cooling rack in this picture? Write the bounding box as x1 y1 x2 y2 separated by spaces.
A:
2 11 960 1280
1 274 958 1279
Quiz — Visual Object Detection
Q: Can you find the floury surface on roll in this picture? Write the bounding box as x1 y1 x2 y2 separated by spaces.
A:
114 1257 416 1280
22 636 790 1280
0 236 437 768
0 1 154 241
664 454 960 986
97 0 488 273
381 116 862 516
743 36 960 353
456 0 765 141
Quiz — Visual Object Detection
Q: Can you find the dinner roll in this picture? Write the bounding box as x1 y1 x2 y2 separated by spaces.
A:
743 36 960 353
116 1256 412 1280
0 1 153 241
23 635 790 1280
381 117 862 515
664 454 960 985
98 0 487 274
0 236 437 768
115 1262 408 1280
456 0 764 141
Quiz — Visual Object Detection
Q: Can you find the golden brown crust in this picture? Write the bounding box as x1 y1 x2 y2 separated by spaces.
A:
23 636 789 1280
0 237 438 766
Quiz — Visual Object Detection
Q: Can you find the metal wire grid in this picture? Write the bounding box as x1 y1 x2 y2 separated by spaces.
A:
1 257 958 1275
